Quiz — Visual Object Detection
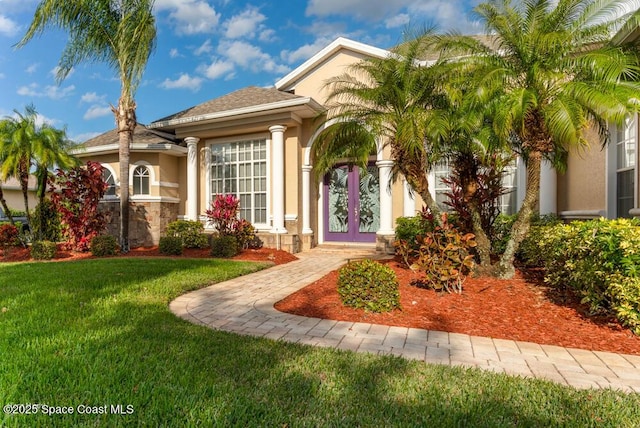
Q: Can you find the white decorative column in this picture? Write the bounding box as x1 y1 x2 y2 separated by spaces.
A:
403 178 415 217
539 159 557 215
185 137 200 221
301 164 313 234
376 160 395 235
269 125 287 234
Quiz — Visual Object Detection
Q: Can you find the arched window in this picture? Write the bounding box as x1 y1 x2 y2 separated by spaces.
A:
133 165 150 195
102 168 116 196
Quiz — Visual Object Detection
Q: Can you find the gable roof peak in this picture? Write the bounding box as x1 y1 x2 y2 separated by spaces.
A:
275 37 390 91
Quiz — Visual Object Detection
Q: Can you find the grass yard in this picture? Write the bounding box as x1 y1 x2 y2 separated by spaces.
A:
0 258 639 427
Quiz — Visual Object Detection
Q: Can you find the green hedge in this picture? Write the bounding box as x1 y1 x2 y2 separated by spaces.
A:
521 218 640 335
165 220 209 249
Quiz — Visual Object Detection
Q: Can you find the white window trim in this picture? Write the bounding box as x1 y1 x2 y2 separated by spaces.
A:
606 115 638 218
130 162 154 197
205 134 271 230
100 163 119 201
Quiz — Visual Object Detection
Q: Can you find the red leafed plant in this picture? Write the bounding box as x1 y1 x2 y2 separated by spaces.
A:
0 224 19 258
205 194 240 235
50 161 108 252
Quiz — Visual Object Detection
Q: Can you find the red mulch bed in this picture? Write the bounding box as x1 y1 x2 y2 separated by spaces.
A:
0 245 298 265
275 258 640 355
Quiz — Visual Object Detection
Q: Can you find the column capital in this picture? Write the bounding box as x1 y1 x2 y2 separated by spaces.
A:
376 159 394 168
302 164 313 172
184 136 200 147
269 125 287 134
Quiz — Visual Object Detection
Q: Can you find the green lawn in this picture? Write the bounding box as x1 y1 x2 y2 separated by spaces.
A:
0 258 638 427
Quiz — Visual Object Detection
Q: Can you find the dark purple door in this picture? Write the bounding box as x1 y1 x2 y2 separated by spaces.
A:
324 164 380 242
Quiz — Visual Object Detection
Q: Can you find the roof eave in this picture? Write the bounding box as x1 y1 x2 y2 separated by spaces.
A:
149 96 325 129
73 143 188 157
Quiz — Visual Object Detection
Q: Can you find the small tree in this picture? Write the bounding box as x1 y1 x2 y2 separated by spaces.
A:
50 161 108 251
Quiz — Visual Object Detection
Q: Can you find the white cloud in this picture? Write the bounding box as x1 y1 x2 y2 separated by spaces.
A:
155 0 220 35
224 7 266 39
385 13 410 29
169 48 182 58
198 59 235 80
0 15 19 37
407 1 481 33
160 73 203 91
280 37 334 64
219 40 289 74
259 29 276 42
17 83 75 100
83 105 112 120
80 92 106 104
194 39 213 56
25 64 39 74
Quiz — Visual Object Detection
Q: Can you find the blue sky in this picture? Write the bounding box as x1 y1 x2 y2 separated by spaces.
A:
0 0 482 143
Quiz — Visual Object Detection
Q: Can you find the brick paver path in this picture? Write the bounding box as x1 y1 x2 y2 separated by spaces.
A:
170 249 640 393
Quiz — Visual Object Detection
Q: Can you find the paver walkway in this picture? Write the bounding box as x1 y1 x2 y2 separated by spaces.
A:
170 249 640 393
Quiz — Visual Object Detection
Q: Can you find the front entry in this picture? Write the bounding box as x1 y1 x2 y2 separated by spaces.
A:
324 164 380 242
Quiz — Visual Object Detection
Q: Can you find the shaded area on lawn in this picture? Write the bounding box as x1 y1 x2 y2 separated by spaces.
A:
275 259 640 355
1 258 639 426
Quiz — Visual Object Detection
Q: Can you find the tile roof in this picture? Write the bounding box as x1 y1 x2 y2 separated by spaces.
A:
80 124 175 148
153 86 304 123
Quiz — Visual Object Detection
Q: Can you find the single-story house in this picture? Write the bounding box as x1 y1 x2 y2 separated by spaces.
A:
77 29 640 252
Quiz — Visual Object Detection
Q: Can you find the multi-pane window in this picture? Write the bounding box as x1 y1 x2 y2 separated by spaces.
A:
616 116 636 218
210 139 267 224
102 168 116 196
433 159 518 215
133 165 150 195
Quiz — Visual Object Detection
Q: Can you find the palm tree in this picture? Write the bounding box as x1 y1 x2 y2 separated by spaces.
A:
18 0 157 252
0 105 78 226
440 0 640 278
312 32 443 219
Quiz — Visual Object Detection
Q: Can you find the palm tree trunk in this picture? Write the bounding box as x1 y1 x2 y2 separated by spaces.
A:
19 159 31 226
115 98 137 253
470 207 492 268
496 151 542 279
0 183 14 225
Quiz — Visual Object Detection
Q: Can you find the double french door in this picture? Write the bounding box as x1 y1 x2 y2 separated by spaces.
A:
324 164 380 242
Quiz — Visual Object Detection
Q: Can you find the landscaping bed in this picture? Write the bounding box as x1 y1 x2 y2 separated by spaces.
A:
0 244 298 265
276 258 640 355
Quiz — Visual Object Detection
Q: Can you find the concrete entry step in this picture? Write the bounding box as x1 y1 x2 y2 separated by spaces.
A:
311 243 384 259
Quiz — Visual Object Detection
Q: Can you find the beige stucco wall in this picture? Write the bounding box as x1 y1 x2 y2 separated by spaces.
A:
1 186 37 215
557 127 607 213
288 49 372 104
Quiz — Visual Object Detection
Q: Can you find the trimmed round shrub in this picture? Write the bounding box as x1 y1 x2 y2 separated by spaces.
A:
91 235 119 257
210 235 238 258
166 220 209 249
337 259 400 313
30 240 57 260
159 236 183 256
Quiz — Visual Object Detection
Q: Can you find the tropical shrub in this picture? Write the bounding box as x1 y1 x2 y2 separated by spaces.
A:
166 220 208 249
528 218 640 335
210 235 238 258
32 199 62 242
30 240 57 260
50 161 107 251
337 259 400 313
159 236 183 256
407 213 476 294
205 194 259 250
0 223 19 253
90 235 119 257
206 194 240 235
